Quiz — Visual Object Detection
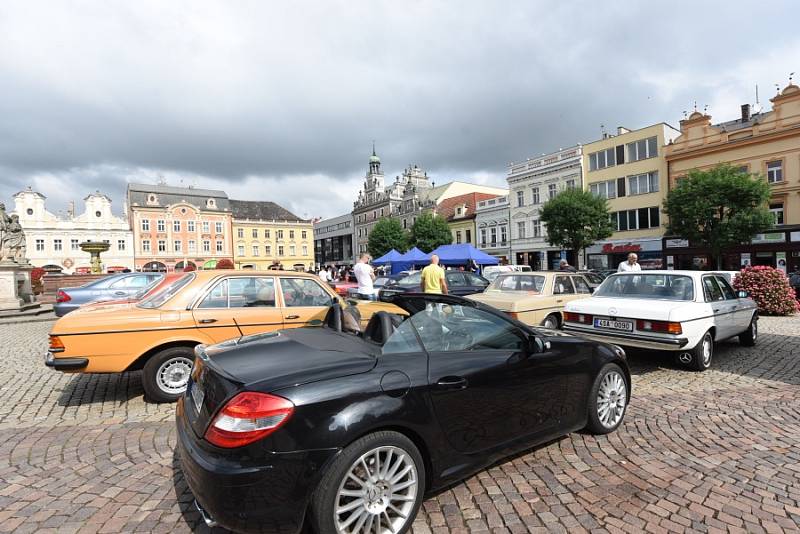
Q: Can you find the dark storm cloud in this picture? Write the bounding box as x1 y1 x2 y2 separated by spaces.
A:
0 0 797 217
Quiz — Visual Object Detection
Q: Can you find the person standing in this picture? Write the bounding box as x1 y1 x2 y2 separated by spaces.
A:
318 266 330 282
353 253 376 300
420 254 448 294
558 259 577 272
618 253 641 272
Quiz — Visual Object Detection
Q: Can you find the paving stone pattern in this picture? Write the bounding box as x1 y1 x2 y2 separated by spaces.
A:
0 318 799 533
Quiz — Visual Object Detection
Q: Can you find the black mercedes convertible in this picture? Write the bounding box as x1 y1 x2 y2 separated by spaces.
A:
176 293 630 534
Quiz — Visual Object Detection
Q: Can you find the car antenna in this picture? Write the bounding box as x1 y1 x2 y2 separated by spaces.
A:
232 316 244 338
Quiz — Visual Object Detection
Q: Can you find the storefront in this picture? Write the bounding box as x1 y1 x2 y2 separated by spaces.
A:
514 250 576 270
586 238 663 271
662 225 800 273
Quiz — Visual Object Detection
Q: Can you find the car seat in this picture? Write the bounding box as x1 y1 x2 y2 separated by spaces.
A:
324 303 343 332
342 305 362 334
363 311 396 345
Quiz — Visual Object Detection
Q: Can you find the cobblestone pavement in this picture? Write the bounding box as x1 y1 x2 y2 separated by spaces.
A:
1 318 799 533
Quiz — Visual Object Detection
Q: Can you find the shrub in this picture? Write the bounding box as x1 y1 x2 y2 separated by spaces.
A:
216 258 235 270
733 266 798 316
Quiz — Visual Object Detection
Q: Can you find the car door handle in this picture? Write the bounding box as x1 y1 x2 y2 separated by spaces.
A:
198 318 217 324
556 299 563 303
285 315 300 320
436 376 468 389
713 308 721 313
114 291 126 296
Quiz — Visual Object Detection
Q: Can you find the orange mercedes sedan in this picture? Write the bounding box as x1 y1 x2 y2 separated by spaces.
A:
46 270 398 402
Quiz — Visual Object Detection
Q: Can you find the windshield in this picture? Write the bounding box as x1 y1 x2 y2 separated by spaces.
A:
594 274 695 301
488 274 546 293
374 277 389 286
133 277 164 298
397 272 421 286
137 273 195 309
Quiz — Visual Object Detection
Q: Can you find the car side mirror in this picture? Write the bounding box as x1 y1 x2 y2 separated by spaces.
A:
527 335 550 353
737 290 749 298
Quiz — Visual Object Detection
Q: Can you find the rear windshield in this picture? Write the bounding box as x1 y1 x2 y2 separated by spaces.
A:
594 274 694 301
398 272 421 286
137 273 195 309
488 274 546 293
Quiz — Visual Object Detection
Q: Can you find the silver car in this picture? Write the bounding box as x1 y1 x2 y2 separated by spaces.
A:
54 272 163 316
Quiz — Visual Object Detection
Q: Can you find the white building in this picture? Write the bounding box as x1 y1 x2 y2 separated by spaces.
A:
12 188 134 273
507 145 583 270
475 195 511 262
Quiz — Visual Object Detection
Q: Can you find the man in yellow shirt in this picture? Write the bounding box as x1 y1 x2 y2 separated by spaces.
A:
420 254 448 294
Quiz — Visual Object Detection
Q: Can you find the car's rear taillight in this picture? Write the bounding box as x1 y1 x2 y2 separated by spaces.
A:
564 311 593 325
56 290 71 303
636 319 682 334
49 336 65 352
205 392 294 448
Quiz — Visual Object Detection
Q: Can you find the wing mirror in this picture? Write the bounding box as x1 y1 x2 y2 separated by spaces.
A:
737 290 750 298
527 335 550 353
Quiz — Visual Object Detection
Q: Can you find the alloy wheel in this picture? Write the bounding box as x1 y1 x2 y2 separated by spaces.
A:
334 445 418 534
701 335 713 367
156 356 193 394
543 316 558 329
596 370 627 429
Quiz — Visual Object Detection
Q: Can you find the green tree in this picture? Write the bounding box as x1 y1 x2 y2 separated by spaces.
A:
410 213 453 252
539 188 614 266
367 218 409 258
663 164 773 269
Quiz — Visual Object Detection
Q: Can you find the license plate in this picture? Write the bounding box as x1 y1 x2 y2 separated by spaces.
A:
191 382 205 413
594 318 633 332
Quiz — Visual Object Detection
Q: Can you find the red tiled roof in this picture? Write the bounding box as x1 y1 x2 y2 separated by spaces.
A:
436 192 500 222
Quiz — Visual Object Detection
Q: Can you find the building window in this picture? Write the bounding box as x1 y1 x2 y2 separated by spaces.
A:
627 172 659 195
35 239 45 252
265 229 270 238
290 245 296 255
71 239 79 250
517 221 526 239
252 228 258 238
456 231 462 244
480 229 487 245
266 244 272 255
532 187 540 204
500 225 507 244
612 207 661 231
215 222 223 234
770 203 785 225
157 220 165 232
173 220 181 233
277 230 284 239
141 219 150 231
289 230 295 239
466 229 471 243
238 228 244 238
252 245 260 256
548 184 557 200
626 136 658 162
301 230 307 239
516 191 525 207
158 240 166 252
187 220 195 232
767 161 783 183
490 227 497 245
588 147 616 171
238 245 245 256
278 245 285 256
116 240 125 251
202 221 210 234
589 179 618 199
174 240 182 252
202 240 210 252
533 220 542 237
302 245 308 255
188 240 196 253
53 239 62 251
216 240 223 252
142 240 151 252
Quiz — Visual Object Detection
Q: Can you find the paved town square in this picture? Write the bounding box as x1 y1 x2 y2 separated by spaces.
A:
0 317 797 533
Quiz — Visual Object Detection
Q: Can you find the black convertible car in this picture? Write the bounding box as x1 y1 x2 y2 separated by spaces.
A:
177 293 630 534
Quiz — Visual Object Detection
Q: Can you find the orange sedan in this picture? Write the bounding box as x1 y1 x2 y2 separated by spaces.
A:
46 270 398 402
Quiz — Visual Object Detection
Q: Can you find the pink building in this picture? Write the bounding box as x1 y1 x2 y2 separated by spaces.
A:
127 184 233 272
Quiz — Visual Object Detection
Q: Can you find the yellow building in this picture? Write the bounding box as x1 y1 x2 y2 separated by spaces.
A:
664 83 800 271
230 200 314 270
582 123 680 270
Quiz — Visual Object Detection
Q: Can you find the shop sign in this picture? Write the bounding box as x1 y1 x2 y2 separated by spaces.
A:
740 253 751 268
791 231 800 242
777 252 787 273
751 232 785 244
665 239 689 248
601 243 642 254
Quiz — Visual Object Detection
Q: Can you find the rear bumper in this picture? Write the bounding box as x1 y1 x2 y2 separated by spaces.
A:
53 303 80 317
563 325 690 350
44 352 89 370
176 398 339 534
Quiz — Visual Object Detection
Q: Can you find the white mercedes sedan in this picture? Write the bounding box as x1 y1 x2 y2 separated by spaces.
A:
562 270 758 371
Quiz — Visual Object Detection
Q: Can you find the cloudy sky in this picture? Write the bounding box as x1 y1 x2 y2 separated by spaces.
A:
0 1 798 220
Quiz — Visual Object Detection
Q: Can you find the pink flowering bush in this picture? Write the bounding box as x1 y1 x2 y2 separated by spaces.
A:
733 266 798 316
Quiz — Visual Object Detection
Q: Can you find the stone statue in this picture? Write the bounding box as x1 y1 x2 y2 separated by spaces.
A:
0 214 27 264
0 203 11 263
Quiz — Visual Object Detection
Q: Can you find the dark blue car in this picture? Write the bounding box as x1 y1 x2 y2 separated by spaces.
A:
54 272 163 316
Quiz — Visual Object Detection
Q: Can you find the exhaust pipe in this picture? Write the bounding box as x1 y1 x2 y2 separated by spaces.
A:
194 499 218 528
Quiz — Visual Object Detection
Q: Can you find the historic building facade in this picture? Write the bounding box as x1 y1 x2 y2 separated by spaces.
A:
12 188 134 273
127 184 233 272
475 195 511 262
508 146 583 270
663 83 800 271
437 192 503 247
582 124 680 270
230 200 314 270
314 213 355 266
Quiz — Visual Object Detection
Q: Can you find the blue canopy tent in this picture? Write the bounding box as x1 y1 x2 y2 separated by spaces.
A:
390 247 430 274
371 249 402 265
429 243 500 266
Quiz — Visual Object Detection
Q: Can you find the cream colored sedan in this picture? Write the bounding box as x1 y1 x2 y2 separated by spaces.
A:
467 271 594 329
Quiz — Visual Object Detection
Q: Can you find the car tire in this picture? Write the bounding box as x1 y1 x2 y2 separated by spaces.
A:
739 315 758 347
142 346 195 403
310 430 426 534
585 363 628 435
541 314 560 330
676 330 713 372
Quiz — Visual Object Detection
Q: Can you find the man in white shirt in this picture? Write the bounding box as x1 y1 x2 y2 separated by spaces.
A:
353 253 376 300
618 252 642 272
318 267 330 282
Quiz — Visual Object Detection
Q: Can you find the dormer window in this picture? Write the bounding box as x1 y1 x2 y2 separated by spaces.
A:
26 208 33 216
207 198 216 208
147 194 158 205
95 211 102 218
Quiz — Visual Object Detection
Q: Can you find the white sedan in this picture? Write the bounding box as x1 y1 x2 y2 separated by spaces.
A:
562 270 758 371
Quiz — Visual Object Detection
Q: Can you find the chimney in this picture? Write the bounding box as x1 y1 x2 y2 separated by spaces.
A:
617 126 630 135
741 103 751 122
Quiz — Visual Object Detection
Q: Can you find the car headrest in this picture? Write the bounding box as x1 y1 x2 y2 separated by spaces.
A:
363 311 396 345
342 305 362 334
324 304 343 332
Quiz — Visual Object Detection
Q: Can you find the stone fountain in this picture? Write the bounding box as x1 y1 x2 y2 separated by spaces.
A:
79 241 111 274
